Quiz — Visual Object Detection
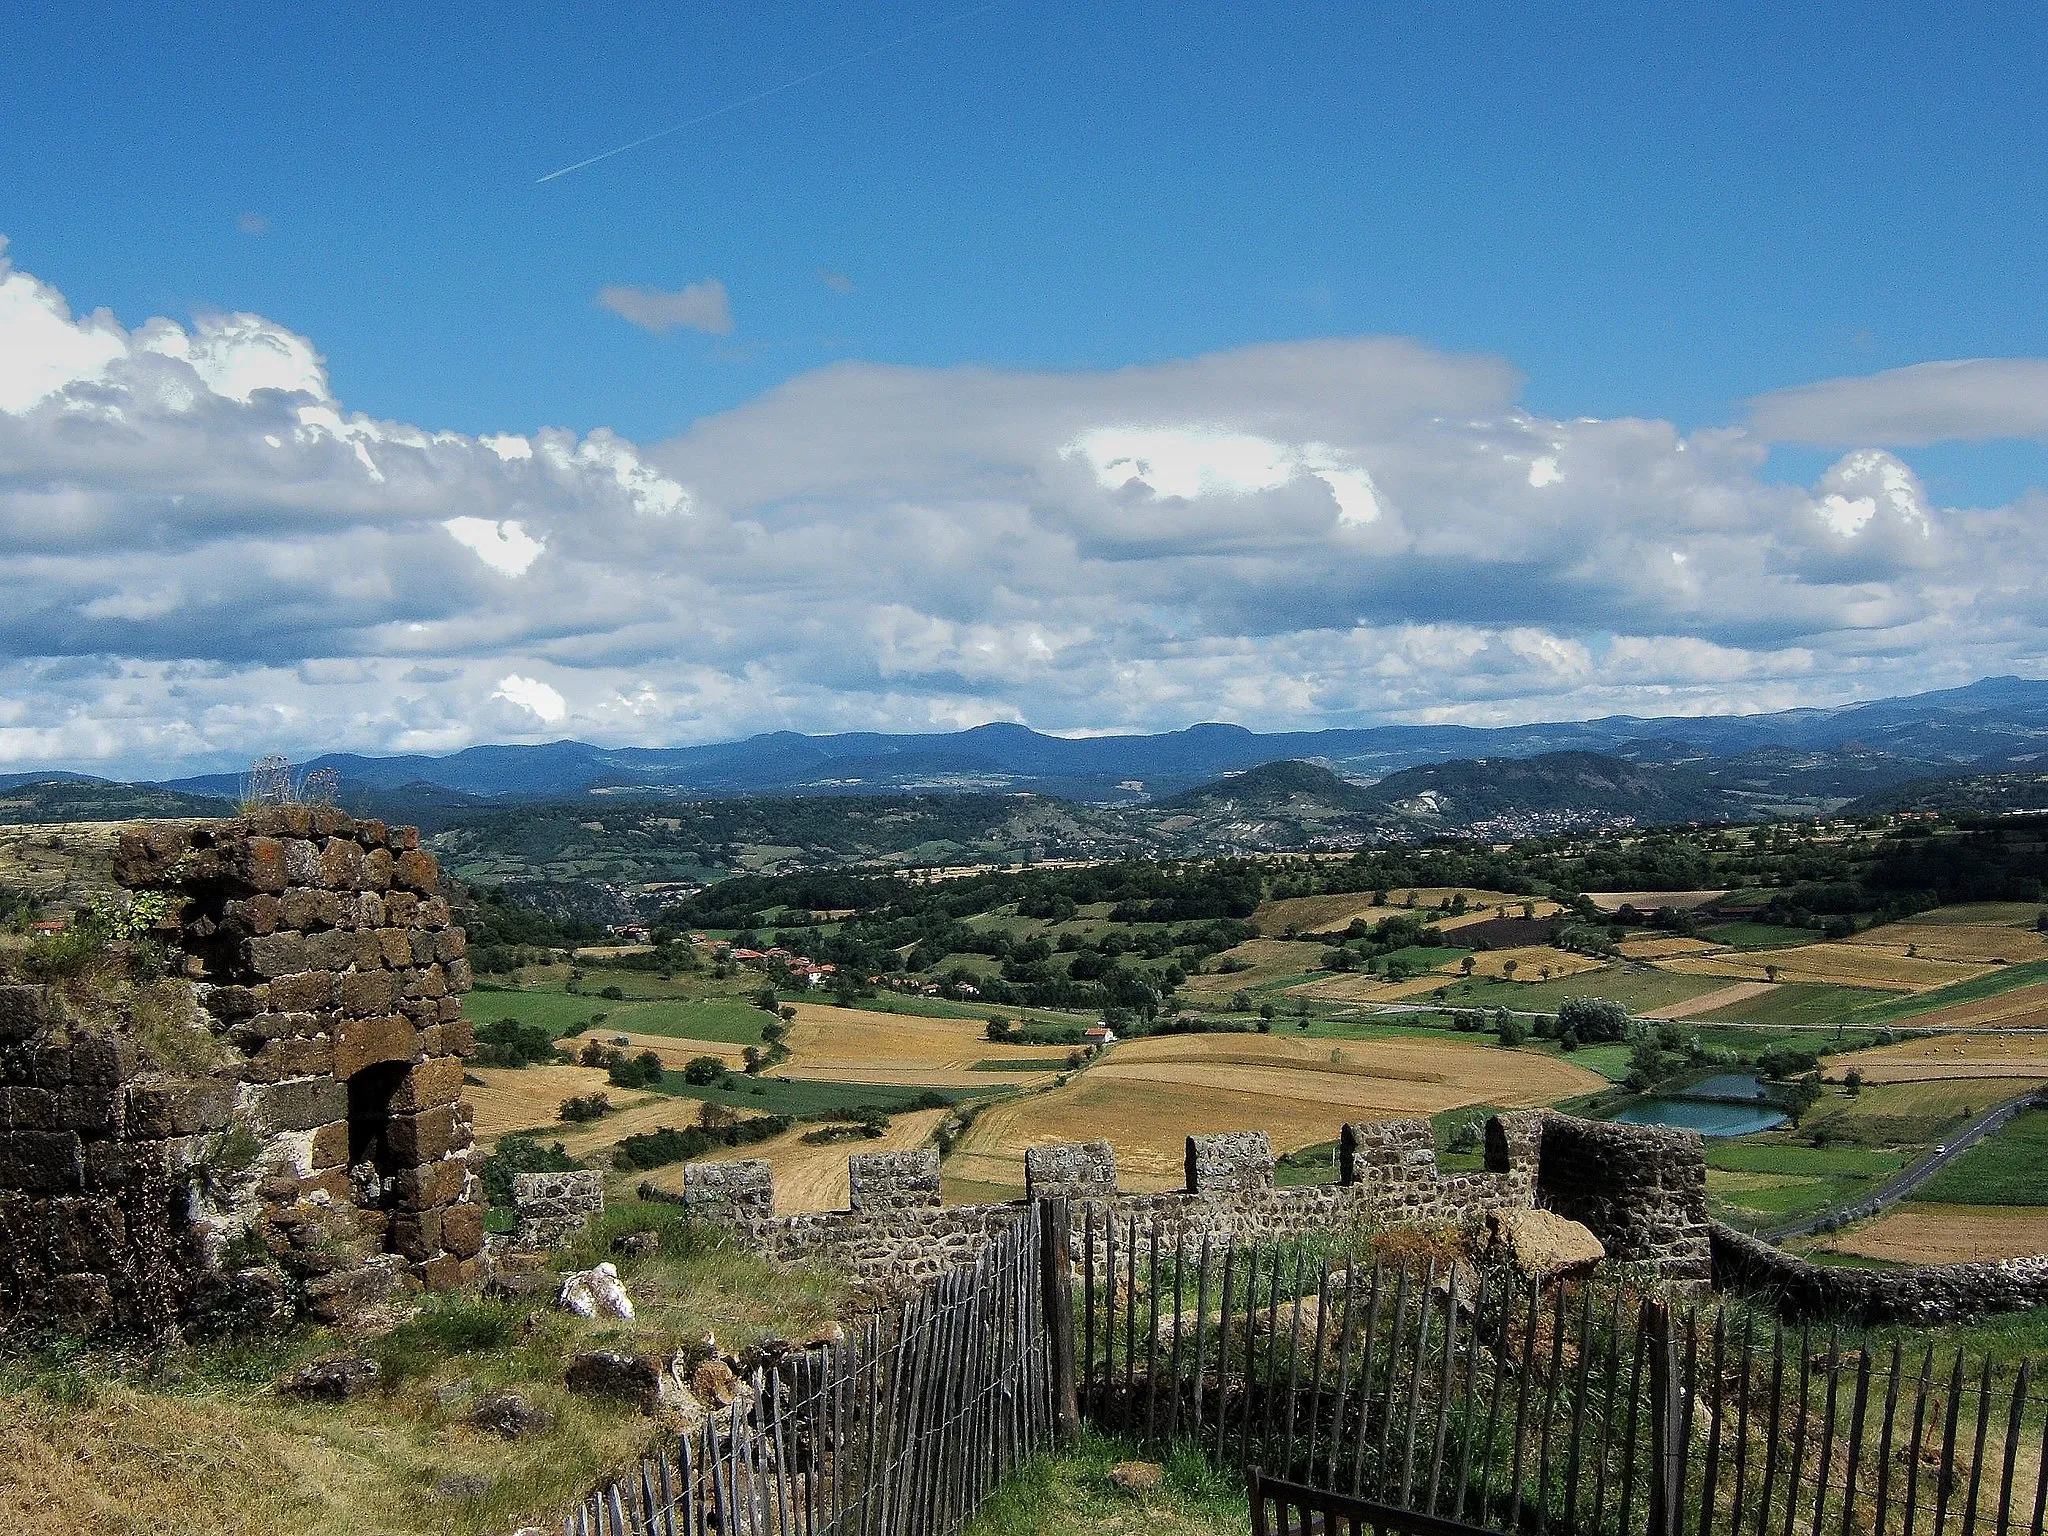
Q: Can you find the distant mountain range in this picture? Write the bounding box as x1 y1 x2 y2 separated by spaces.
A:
2 677 2046 852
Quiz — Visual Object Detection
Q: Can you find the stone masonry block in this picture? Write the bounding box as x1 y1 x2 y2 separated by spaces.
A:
318 839 367 889
1185 1130 1273 1193
333 1014 416 1080
0 1130 85 1192
1024 1139 1118 1200
339 969 399 1017
682 1158 775 1220
386 1104 459 1164
848 1148 941 1212
395 1156 467 1212
0 985 51 1043
389 1054 464 1113
440 1200 485 1258
393 849 440 893
126 1078 237 1139
253 1078 349 1133
269 970 337 1012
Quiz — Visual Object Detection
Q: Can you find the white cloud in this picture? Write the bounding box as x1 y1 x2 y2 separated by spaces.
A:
817 269 855 295
444 517 545 576
1749 359 2048 446
2 237 2047 775
595 279 733 336
492 673 567 724
237 212 270 236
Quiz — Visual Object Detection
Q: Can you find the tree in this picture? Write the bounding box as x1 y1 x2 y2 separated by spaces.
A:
779 1005 797 1024
1764 964 1780 984
1230 990 1253 1013
742 1046 763 1074
985 1016 1013 1043
1460 955 1477 977
1780 1073 1824 1127
1502 959 1519 981
682 1055 726 1086
1843 1067 1863 1096
697 1100 737 1132
1495 1013 1528 1047
1555 995 1633 1043
755 985 779 1012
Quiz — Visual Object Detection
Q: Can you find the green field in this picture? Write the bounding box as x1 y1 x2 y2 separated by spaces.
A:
1698 922 1814 949
466 983 774 1045
1691 982 1894 1027
1847 959 2048 1024
1704 1135 1909 1227
1917 1110 2048 1205
654 1072 1000 1116
1442 966 1723 1015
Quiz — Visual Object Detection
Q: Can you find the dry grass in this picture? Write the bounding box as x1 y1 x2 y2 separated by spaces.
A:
1654 945 1982 992
1849 1033 2048 1083
1180 939 1329 999
779 1001 1069 1088
1886 982 2048 1032
1846 923 2048 966
948 1033 1601 1195
1288 972 1465 1004
1249 892 1560 938
639 1106 954 1212
466 1064 628 1142
1438 945 1604 982
1826 1076 2042 1122
1584 890 1728 913
1819 1202 2048 1265
1613 936 1725 960
557 1029 748 1071
1641 980 1776 1020
0 822 136 912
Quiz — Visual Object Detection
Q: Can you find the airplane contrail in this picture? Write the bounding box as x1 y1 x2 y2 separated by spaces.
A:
536 2 1004 184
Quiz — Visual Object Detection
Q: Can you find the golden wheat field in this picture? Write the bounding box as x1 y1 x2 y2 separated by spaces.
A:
1180 938 1331 998
638 1107 953 1212
778 1000 1071 1088
1820 1203 2048 1265
1641 980 1776 1019
1287 971 1465 1004
1847 1032 2048 1083
946 1032 1603 1195
1845 922 2048 966
1584 890 1728 913
1887 981 2048 1032
1653 944 1982 992
1613 935 1725 960
1249 891 1560 938
466 1064 646 1142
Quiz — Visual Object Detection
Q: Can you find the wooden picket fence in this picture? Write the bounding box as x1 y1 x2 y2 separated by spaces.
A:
560 1202 1054 1535
1077 1210 2048 1536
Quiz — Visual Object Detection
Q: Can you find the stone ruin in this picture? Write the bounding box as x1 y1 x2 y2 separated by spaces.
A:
669 1108 1714 1289
0 810 481 1335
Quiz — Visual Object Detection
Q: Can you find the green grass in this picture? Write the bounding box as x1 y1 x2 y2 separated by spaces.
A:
1705 1142 1908 1177
1847 959 2048 1024
462 988 613 1037
1562 1041 1637 1081
653 1072 996 1116
972 1059 1068 1072
1442 967 1723 1014
1917 1109 2048 1205
961 1432 1247 1536
1704 1135 1908 1226
1690 983 1894 1027
466 986 774 1045
1699 922 1814 949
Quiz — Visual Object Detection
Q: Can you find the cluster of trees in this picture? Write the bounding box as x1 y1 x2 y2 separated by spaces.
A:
473 1017 566 1068
611 1102 793 1171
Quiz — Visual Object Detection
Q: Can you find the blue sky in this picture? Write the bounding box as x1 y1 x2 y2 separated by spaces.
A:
3 2 2047 771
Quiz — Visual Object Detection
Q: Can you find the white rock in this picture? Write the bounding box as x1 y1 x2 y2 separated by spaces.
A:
558 1261 635 1320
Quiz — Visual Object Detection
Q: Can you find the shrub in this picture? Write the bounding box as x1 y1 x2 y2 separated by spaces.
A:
1555 996 1633 1044
478 1132 580 1208
473 1017 560 1068
611 1113 792 1171
682 1055 726 1086
608 1050 667 1090
599 984 626 1000
558 1092 611 1123
1495 1014 1528 1047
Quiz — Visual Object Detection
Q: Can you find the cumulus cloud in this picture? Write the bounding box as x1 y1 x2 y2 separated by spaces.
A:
1749 359 2048 446
595 279 734 336
2 237 2046 774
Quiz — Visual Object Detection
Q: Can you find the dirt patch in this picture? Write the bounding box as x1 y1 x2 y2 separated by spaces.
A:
1820 1202 2048 1265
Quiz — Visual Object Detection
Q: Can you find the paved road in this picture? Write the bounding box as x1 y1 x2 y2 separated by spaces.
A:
1757 1086 2044 1242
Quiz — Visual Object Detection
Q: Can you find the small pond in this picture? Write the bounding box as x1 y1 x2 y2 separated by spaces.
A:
1610 1073 1787 1136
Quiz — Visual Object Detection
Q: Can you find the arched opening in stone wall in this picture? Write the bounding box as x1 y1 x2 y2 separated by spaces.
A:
346 1059 409 1201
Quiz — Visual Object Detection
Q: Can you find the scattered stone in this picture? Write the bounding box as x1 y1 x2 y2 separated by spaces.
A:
435 1472 490 1501
613 1229 661 1258
738 1337 792 1373
802 1321 847 1350
565 1350 665 1412
690 1357 743 1408
472 1389 553 1439
558 1261 634 1320
1108 1461 1164 1493
279 1354 381 1401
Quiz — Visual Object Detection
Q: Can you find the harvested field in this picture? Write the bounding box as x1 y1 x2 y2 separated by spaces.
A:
1848 1032 2048 1083
779 1000 1070 1088
1642 980 1776 1020
1252 894 1403 934
639 1107 952 1212
1654 945 1982 992
1847 922 2048 966
1879 980 2048 1031
1820 1202 2048 1265
1614 936 1725 959
0 821 135 911
1585 890 1727 913
1908 902 2047 927
467 1064 644 1142
1289 972 1463 1004
1824 1076 2040 1125
947 1033 1602 1195
1439 945 1604 982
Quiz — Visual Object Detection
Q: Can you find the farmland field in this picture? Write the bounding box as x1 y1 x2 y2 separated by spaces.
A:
1683 981 1894 1026
1846 966 2048 1029
1421 966 1726 1015
1182 938 1332 998
1816 1203 2048 1265
1916 1109 2048 1204
1585 890 1728 912
1614 936 1725 960
467 1063 629 1142
1845 922 2048 966
778 1000 1073 1089
946 1032 1603 1196
1442 945 1605 982
1849 1032 2048 1083
465 985 773 1046
1654 944 1981 992
639 1107 954 1212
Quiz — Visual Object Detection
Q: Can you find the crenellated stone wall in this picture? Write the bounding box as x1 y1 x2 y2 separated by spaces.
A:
0 811 480 1335
666 1108 1708 1290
